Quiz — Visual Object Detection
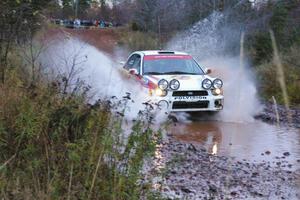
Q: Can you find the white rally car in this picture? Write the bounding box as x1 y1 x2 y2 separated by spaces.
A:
120 51 224 112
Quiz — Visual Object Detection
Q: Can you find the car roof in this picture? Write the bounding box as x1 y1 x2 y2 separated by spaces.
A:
132 50 189 56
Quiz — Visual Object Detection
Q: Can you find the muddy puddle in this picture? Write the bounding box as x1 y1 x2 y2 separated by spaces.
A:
171 120 300 170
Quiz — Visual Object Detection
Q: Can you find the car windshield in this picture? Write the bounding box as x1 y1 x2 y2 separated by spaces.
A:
143 55 205 75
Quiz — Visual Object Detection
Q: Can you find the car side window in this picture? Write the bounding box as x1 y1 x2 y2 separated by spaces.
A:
124 55 136 69
132 55 141 73
124 54 141 73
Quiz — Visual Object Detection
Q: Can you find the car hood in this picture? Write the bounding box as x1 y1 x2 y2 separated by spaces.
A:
144 74 212 90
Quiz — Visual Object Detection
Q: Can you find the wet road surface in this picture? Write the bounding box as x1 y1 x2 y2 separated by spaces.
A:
171 120 300 170
147 120 300 199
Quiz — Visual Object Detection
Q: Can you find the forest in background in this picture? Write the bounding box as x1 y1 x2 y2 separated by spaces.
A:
2 0 299 103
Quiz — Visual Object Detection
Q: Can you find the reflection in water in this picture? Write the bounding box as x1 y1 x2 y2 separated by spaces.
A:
171 121 300 169
173 122 222 155
212 143 218 155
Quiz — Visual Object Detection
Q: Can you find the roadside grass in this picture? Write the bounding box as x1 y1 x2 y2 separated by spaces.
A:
255 45 300 106
0 60 164 199
117 27 160 51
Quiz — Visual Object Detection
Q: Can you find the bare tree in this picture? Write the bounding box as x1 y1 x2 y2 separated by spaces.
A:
0 0 49 84
17 29 51 86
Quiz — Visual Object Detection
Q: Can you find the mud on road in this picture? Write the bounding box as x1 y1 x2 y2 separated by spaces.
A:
255 102 300 129
148 105 300 199
150 134 300 199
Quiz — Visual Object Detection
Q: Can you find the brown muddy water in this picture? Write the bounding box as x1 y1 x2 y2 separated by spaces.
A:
171 120 300 170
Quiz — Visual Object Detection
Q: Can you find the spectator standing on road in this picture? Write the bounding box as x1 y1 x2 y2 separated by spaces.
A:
100 20 105 28
95 20 99 28
74 19 81 28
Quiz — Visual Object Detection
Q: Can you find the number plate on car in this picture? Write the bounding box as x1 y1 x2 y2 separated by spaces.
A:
174 96 207 100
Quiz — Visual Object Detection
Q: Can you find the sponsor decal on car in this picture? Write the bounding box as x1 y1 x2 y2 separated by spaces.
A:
174 96 207 100
144 55 193 60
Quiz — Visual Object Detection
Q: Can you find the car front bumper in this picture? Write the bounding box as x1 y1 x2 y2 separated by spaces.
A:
152 90 224 112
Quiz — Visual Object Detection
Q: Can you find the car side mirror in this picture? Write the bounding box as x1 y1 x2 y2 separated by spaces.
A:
129 68 138 76
205 68 212 74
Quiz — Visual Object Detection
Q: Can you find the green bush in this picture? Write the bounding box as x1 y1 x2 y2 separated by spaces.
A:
131 22 141 32
249 32 273 64
0 74 163 199
255 46 300 106
119 30 159 51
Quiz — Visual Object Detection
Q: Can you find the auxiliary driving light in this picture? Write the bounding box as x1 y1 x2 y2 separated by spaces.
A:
202 79 212 90
169 79 180 90
213 78 223 89
158 100 169 109
158 79 168 90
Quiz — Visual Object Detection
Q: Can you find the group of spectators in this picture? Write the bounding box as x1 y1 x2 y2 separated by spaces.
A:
50 19 121 29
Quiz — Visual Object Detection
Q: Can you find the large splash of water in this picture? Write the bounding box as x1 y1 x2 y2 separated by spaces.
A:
40 36 165 121
168 12 261 122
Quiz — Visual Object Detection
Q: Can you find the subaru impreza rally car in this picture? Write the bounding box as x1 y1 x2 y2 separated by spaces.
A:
120 51 224 112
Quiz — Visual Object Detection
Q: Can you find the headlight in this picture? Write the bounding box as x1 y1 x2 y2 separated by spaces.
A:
158 79 168 90
169 79 180 90
155 88 167 97
213 79 223 89
202 79 212 90
212 88 222 95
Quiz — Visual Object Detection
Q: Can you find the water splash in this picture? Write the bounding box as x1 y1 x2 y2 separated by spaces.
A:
40 36 168 122
168 12 261 122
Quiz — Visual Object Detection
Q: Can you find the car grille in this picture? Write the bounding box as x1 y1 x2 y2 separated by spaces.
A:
172 90 208 97
172 101 209 109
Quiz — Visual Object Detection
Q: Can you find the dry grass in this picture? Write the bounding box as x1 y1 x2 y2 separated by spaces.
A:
118 29 159 51
0 69 163 200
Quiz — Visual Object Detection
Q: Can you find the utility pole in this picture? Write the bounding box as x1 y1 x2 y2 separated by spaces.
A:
75 0 79 18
